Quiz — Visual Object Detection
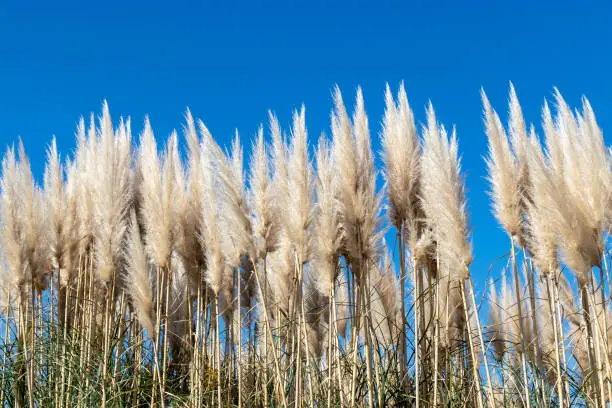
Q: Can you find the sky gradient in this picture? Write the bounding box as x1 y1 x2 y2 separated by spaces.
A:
1 1 611 292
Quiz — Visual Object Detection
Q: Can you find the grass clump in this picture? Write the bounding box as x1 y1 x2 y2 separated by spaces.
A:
0 83 610 407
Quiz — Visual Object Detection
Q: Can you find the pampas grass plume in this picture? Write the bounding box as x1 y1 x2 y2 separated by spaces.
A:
420 103 472 277
126 210 155 335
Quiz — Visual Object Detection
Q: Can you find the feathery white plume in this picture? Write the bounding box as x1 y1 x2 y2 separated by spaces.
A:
313 134 342 297
1 147 27 295
331 87 384 275
92 102 132 282
508 83 530 202
138 119 175 269
370 251 402 347
482 90 522 239
198 120 225 296
126 210 154 335
420 103 472 278
381 82 420 245
44 138 66 270
285 106 314 263
175 109 205 284
250 126 278 257
218 132 254 267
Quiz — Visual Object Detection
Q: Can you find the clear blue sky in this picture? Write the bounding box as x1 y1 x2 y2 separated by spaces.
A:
1 1 611 292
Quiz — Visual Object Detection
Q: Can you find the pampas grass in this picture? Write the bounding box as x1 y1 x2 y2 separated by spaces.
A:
126 210 154 336
92 102 132 283
482 90 523 240
313 134 341 298
250 126 279 259
420 104 472 277
381 82 420 240
1 84 612 407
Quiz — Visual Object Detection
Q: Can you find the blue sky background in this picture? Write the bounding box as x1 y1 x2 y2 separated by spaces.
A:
0 1 611 293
